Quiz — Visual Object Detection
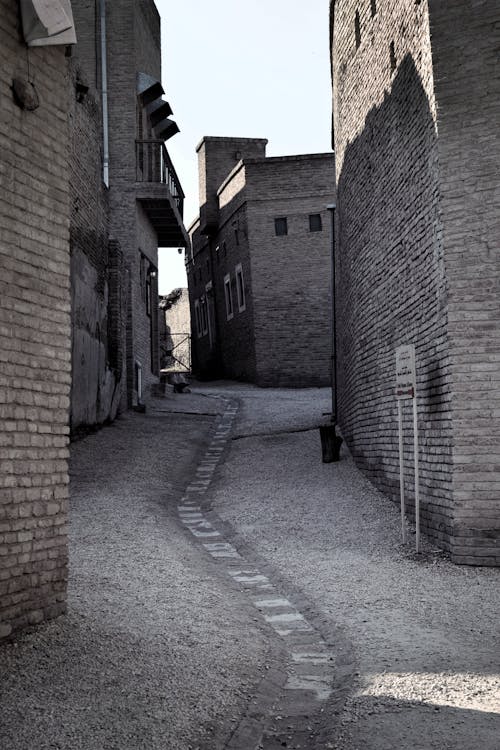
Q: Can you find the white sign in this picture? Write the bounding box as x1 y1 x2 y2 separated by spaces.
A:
395 344 416 399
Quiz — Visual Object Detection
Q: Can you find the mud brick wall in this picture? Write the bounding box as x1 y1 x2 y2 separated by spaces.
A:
428 0 500 564
0 0 71 637
245 155 334 388
331 0 500 563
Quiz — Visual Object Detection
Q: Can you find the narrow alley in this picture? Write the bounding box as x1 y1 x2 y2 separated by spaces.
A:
1 384 498 750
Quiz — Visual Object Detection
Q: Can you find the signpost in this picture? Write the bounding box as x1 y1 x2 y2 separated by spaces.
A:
395 345 420 552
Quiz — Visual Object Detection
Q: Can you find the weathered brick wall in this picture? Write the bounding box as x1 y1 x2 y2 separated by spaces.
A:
0 0 71 637
428 0 500 564
69 58 126 429
160 288 191 371
189 219 257 381
133 203 160 399
331 0 500 563
189 138 269 382
331 0 454 548
246 155 334 387
197 137 267 234
190 143 334 387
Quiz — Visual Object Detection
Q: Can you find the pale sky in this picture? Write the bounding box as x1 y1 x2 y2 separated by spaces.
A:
155 0 332 293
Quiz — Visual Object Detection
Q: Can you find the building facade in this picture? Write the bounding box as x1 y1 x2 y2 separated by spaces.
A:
0 0 74 638
71 0 188 423
331 0 500 564
189 137 334 387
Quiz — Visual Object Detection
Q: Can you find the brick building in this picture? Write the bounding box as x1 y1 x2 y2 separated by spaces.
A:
330 0 500 564
159 288 191 375
0 0 75 637
188 137 334 387
71 0 188 420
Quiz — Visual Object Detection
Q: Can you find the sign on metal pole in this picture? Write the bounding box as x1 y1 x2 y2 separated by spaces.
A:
395 345 420 552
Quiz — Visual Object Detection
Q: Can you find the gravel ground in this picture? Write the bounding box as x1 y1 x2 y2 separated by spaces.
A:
1 383 499 750
198 383 500 749
0 406 269 750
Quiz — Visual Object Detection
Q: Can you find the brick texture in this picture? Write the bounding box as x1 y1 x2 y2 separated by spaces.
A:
69 56 127 429
72 0 184 409
0 0 71 637
331 0 500 563
189 138 334 387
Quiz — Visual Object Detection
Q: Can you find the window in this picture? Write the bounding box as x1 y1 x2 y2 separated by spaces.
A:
139 252 147 301
235 264 246 313
194 299 202 337
309 214 323 232
224 273 234 320
200 295 208 335
355 10 361 49
274 217 288 236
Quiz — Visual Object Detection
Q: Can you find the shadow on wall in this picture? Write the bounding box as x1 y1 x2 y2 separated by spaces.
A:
335 54 453 544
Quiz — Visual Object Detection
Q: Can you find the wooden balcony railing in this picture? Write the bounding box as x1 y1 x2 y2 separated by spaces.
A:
135 139 184 216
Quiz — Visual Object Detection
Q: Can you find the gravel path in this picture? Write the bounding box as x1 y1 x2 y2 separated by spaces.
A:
1 383 499 750
199 383 500 749
0 406 270 750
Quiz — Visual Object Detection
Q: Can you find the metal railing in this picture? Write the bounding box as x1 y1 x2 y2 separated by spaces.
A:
135 139 184 216
161 332 191 373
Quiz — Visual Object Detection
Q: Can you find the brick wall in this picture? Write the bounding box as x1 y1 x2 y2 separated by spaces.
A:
69 58 126 429
428 0 500 564
197 137 267 234
332 0 453 548
190 140 334 387
331 0 500 563
246 155 334 387
160 288 191 372
0 0 71 637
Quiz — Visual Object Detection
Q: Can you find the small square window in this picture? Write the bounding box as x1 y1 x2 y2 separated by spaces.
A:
275 217 288 236
309 214 322 232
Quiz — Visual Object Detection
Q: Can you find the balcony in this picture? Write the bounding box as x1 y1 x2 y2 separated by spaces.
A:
135 139 188 247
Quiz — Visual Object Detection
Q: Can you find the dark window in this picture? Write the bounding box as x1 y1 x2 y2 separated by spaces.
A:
275 217 288 236
146 274 151 316
355 10 361 48
309 214 322 232
370 0 377 16
390 41 397 72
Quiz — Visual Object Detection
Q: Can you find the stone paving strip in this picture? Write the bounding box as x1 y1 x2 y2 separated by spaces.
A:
178 401 336 749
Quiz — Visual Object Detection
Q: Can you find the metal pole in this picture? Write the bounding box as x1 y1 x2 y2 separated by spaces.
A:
99 0 109 187
413 395 420 553
398 399 406 543
327 203 337 424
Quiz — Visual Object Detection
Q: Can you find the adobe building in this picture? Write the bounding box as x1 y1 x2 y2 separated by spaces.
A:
330 0 500 564
71 0 188 421
0 0 75 638
188 137 334 387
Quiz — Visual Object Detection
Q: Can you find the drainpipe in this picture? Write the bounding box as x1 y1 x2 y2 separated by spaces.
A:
319 203 343 463
99 0 109 187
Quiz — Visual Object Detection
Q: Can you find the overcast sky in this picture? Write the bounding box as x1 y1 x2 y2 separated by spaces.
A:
155 0 332 293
